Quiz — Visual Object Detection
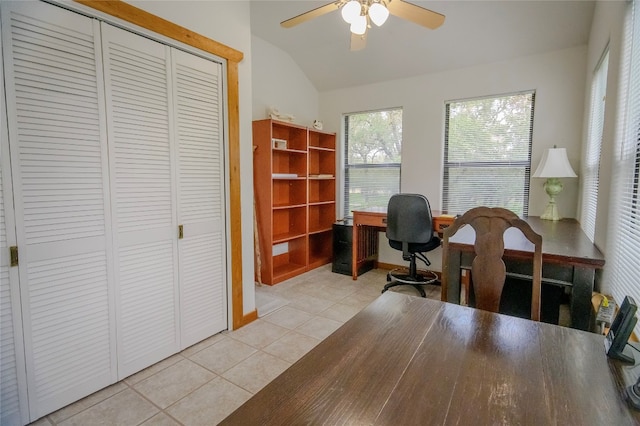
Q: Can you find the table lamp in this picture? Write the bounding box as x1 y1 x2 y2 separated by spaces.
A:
532 147 577 221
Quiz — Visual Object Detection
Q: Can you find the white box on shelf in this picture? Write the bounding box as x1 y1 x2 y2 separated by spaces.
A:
272 138 287 149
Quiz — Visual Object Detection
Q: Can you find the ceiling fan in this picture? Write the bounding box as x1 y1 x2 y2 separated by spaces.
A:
280 0 445 51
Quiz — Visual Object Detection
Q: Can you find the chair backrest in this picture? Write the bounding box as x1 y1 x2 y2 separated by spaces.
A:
386 194 434 245
442 206 543 321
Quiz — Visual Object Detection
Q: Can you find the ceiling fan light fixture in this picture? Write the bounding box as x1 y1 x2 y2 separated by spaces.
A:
350 14 367 35
341 0 361 24
369 2 389 27
280 0 446 51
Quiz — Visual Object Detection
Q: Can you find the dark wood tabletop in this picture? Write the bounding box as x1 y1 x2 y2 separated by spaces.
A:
220 292 640 425
448 216 605 268
444 217 606 331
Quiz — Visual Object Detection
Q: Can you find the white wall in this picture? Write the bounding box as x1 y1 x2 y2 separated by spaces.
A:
320 46 587 267
251 36 319 127
130 1 257 315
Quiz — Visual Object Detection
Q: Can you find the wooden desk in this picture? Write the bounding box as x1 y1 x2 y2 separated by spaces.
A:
351 208 448 280
443 216 606 331
221 292 639 425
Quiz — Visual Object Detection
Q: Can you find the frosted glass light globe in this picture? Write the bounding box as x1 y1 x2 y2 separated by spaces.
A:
350 14 367 35
369 2 389 26
341 1 361 24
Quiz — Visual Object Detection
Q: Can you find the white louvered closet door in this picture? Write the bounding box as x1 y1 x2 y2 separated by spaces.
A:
0 28 28 425
101 24 180 378
1 2 116 420
172 50 227 348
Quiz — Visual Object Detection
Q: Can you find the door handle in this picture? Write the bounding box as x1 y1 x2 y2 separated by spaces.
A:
10 246 18 267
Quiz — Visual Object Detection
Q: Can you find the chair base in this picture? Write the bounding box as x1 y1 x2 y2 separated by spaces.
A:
383 268 439 298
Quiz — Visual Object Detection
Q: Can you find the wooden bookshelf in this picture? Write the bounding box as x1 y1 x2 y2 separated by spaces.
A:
253 119 336 284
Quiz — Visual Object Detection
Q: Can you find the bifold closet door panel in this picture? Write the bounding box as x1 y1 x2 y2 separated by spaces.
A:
172 50 227 348
1 2 117 420
0 33 28 425
101 24 180 378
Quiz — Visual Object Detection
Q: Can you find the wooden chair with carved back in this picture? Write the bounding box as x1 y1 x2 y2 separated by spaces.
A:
442 207 543 321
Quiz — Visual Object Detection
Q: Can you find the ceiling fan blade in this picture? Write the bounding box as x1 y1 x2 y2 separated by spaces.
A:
281 1 342 28
387 0 445 30
351 31 367 51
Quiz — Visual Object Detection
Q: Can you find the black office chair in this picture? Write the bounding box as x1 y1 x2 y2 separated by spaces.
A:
383 193 440 297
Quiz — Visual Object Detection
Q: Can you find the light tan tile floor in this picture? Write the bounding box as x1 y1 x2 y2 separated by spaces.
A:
32 266 440 426
31 265 567 425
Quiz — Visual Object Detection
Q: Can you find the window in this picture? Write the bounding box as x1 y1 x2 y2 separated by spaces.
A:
581 49 609 242
606 0 640 334
343 108 401 217
443 92 535 216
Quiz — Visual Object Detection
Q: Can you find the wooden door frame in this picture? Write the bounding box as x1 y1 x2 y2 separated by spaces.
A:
74 0 254 329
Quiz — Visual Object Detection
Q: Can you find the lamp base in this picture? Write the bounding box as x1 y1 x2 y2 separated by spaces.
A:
540 178 563 221
540 202 560 221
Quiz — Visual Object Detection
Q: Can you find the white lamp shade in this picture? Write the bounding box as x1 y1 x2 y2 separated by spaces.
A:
533 147 577 178
369 2 389 26
341 0 361 24
350 14 367 35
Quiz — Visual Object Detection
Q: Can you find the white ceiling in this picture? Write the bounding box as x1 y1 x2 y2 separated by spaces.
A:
250 0 596 92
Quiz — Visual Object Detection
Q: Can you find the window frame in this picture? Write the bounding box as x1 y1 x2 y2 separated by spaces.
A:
342 108 402 218
580 48 609 242
442 91 536 216
604 0 640 336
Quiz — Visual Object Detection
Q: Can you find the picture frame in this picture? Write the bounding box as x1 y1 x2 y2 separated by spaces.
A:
605 295 638 363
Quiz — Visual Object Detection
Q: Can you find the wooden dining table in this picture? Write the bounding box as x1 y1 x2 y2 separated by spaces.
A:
444 216 606 331
220 292 640 425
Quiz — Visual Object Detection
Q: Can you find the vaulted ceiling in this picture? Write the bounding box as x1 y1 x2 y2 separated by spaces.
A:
250 1 596 91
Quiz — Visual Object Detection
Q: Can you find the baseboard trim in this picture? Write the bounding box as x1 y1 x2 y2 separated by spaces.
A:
376 261 395 271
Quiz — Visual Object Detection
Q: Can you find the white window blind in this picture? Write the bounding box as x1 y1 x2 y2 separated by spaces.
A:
581 49 609 242
606 0 640 332
343 108 401 217
443 92 535 216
